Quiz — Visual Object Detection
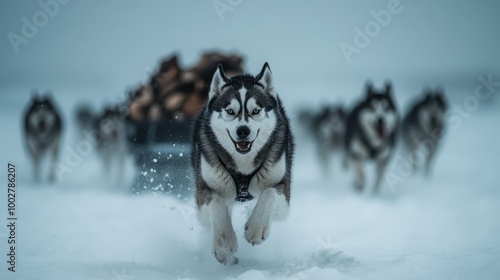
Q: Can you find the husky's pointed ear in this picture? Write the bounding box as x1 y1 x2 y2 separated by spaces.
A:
434 86 447 109
43 91 54 103
384 80 393 95
434 85 445 96
365 80 374 96
209 64 229 100
256 63 276 98
421 87 433 102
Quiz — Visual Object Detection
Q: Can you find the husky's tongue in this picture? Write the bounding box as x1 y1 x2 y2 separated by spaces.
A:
375 123 385 139
236 141 252 152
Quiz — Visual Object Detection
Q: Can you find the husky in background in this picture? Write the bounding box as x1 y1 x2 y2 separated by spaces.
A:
23 92 63 182
191 63 294 264
94 105 127 184
312 104 346 171
345 81 399 193
402 88 447 175
74 104 94 139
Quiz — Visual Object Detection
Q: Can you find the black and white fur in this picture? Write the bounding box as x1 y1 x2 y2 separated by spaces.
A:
345 81 399 193
191 63 294 264
23 93 63 182
402 88 447 175
94 106 127 184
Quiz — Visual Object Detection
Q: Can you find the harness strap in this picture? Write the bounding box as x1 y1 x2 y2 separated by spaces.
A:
218 157 261 202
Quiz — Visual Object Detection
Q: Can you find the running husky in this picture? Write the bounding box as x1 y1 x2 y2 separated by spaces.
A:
312 104 346 170
94 106 127 184
345 81 399 192
23 92 63 182
402 88 447 175
191 63 294 264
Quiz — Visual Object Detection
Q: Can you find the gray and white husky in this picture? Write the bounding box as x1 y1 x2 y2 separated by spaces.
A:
94 106 127 184
312 104 346 170
23 92 63 182
345 81 399 193
402 88 447 175
191 63 294 264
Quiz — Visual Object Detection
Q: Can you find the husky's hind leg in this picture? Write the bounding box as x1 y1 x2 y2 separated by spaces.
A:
424 145 437 177
352 158 365 192
48 139 60 183
374 157 389 193
31 150 41 183
197 187 237 265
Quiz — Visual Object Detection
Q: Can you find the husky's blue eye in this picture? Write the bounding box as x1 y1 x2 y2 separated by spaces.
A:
252 109 261 115
226 109 235 115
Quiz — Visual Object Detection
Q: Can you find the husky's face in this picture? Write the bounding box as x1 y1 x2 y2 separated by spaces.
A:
359 82 398 145
419 90 447 135
208 63 277 156
28 96 58 136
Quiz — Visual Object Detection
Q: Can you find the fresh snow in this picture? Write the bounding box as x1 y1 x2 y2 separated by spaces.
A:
0 88 499 280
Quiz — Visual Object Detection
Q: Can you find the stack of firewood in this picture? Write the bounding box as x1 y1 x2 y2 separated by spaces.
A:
127 52 244 122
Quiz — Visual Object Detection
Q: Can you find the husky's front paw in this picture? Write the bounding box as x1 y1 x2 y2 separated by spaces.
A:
212 229 238 265
244 217 270 246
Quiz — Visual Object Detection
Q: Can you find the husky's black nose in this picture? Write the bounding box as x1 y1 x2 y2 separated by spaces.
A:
236 126 251 139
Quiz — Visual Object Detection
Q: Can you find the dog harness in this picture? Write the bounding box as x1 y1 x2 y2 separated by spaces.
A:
232 173 255 202
218 157 260 202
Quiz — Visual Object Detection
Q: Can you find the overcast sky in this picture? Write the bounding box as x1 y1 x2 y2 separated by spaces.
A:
1 0 499 95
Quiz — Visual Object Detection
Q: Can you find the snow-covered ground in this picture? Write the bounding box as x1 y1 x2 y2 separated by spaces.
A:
1 1 500 279
1 84 499 280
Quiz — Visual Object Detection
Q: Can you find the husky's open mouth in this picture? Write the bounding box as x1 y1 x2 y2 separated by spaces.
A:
235 141 252 153
227 129 259 154
375 122 385 139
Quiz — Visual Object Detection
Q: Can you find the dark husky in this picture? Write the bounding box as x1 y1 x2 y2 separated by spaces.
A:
94 106 127 184
23 92 63 182
191 63 294 264
345 81 399 192
402 88 447 175
312 104 346 170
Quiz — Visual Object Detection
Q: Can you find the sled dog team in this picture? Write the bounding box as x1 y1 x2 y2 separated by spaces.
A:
22 62 447 264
